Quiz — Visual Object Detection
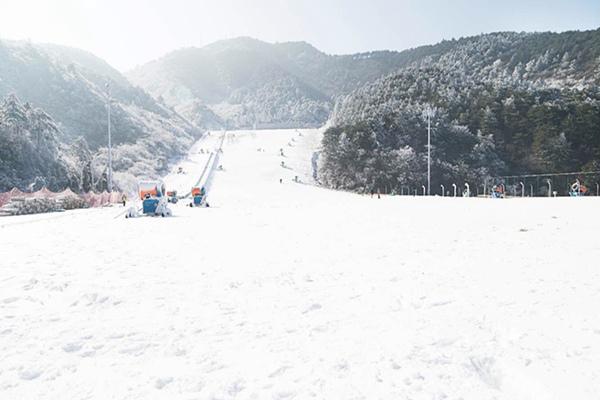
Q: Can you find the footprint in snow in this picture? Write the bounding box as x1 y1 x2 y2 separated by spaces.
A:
430 300 453 308
155 377 173 390
19 369 42 380
269 365 291 378
274 391 295 399
2 297 19 304
23 279 38 290
62 342 83 353
468 357 501 389
227 379 245 396
303 303 322 314
80 350 96 358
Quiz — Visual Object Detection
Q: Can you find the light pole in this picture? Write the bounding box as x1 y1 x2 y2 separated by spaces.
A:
422 185 426 196
441 184 445 197
547 179 552 198
452 183 457 198
530 184 534 197
519 182 525 198
423 106 435 196
464 183 470 197
106 83 113 193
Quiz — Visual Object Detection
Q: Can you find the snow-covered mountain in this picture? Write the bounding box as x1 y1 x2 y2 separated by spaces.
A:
127 37 414 129
0 39 201 192
128 31 600 131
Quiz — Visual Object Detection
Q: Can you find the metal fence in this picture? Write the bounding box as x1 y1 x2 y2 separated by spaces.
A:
394 170 600 197
0 187 125 208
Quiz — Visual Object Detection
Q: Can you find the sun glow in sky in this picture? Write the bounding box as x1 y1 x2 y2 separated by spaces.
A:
0 0 598 71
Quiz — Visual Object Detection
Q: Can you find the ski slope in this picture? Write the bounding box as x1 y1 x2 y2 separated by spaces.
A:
1 128 600 400
162 131 225 198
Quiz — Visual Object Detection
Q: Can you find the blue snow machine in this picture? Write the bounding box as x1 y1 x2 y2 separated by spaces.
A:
190 186 208 208
167 190 178 204
491 184 505 199
569 180 588 197
125 180 172 218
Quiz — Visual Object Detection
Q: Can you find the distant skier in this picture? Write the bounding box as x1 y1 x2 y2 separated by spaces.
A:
280 178 283 184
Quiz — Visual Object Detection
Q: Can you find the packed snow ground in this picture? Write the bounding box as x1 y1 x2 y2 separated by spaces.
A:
1 129 600 400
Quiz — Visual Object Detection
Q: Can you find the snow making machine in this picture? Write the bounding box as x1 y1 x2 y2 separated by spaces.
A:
491 184 505 199
167 190 179 204
126 180 172 218
189 186 209 208
569 180 588 197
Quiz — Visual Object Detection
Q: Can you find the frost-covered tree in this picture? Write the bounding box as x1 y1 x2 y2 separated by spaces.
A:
322 63 600 192
0 95 91 192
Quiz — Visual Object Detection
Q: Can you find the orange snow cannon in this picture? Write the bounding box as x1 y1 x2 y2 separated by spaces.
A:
138 181 165 200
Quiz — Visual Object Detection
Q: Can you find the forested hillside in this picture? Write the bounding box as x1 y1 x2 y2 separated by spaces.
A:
321 30 600 192
0 95 93 191
0 40 200 192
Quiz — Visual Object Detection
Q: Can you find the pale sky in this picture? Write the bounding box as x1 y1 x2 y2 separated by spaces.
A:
0 0 598 71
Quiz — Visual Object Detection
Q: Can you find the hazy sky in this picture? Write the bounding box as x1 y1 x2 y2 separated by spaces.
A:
1 0 598 71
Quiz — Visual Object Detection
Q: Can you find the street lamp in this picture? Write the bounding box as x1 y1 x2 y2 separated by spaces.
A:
547 179 552 198
422 185 426 195
519 182 525 198
452 183 457 197
105 83 113 193
441 184 445 197
423 106 436 196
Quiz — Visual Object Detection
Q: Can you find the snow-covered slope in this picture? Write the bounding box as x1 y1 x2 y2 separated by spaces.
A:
161 132 225 196
1 129 599 399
